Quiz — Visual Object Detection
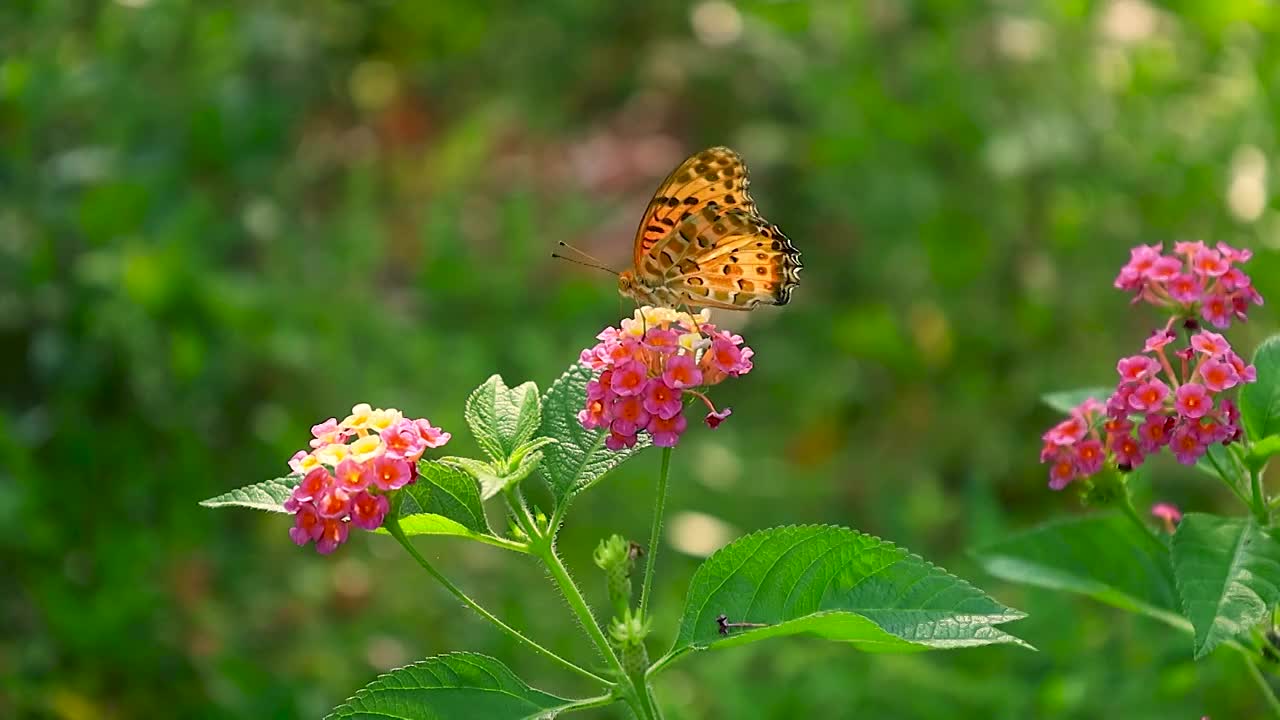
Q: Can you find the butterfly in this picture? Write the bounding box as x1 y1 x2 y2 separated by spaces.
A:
609 147 802 311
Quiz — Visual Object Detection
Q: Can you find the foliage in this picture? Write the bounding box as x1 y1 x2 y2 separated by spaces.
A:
6 0 1280 717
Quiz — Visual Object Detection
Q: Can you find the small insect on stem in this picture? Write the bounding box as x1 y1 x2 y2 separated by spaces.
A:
716 613 768 636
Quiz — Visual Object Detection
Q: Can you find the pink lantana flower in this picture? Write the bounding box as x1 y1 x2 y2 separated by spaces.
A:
382 419 427 461
290 503 324 546
1174 383 1212 419
647 414 688 447
350 491 390 530
1151 502 1182 533
1117 355 1157 382
413 419 451 448
576 307 751 449
371 455 411 491
1041 243 1261 491
662 354 703 389
1113 241 1260 327
611 361 650 396
642 378 684 419
1198 359 1239 392
705 407 733 429
282 405 450 553
316 518 350 555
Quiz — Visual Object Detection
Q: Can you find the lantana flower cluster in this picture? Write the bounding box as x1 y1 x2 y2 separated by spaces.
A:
578 307 753 449
284 403 450 553
1042 242 1262 491
1114 241 1262 328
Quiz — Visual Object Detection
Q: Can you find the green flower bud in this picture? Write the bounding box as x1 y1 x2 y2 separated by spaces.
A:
594 535 634 617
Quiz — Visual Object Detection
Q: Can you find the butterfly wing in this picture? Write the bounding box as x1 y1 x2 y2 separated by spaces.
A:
632 147 758 277
651 207 802 309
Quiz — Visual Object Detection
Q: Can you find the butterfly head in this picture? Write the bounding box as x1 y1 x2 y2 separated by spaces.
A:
618 270 661 306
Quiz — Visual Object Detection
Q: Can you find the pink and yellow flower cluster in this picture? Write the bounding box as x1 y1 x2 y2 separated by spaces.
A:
284 403 450 553
1114 241 1262 328
578 307 752 449
1042 242 1262 491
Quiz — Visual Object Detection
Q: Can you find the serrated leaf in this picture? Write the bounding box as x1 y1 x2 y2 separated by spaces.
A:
325 652 571 720
1041 387 1112 414
1171 513 1280 658
538 364 650 506
199 477 298 513
660 525 1028 671
445 456 506 501
509 436 557 467
466 375 541 463
973 513 1183 628
445 451 545 502
396 460 489 535
1242 336 1280 444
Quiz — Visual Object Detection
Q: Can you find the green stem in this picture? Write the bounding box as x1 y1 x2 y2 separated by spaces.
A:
1242 649 1280 718
556 694 620 715
1252 467 1270 526
629 666 663 719
536 543 652 718
385 516 609 686
639 447 673 619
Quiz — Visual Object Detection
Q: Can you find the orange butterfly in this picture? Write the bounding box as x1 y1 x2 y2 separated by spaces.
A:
561 147 802 311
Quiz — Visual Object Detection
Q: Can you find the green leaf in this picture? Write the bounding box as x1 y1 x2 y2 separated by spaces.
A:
444 456 506 501
661 525 1028 671
973 513 1183 628
325 652 571 720
395 460 489 535
1242 335 1280 443
1248 435 1280 471
1041 387 1112 414
445 451 547 502
1171 512 1280 658
465 375 541 463
1195 443 1247 486
538 364 649 506
199 477 298 513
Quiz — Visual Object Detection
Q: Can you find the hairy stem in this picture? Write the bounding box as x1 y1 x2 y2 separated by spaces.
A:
639 447 673 619
536 541 653 718
386 516 608 686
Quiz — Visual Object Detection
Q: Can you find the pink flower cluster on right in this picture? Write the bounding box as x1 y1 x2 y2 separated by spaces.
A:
578 307 752 449
1114 241 1262 328
1041 242 1263 491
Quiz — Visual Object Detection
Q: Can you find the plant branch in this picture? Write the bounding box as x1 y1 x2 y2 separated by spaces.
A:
556 693 620 715
639 447 673 619
1252 467 1270 526
385 515 609 686
536 543 654 717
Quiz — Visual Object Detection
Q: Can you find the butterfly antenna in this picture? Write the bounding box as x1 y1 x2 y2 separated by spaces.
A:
550 251 619 276
553 241 619 275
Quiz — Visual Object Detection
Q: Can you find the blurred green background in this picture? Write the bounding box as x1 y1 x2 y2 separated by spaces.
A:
4 0 1280 717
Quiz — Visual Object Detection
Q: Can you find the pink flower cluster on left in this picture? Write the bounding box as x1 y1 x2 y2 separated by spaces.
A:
284 403 451 553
